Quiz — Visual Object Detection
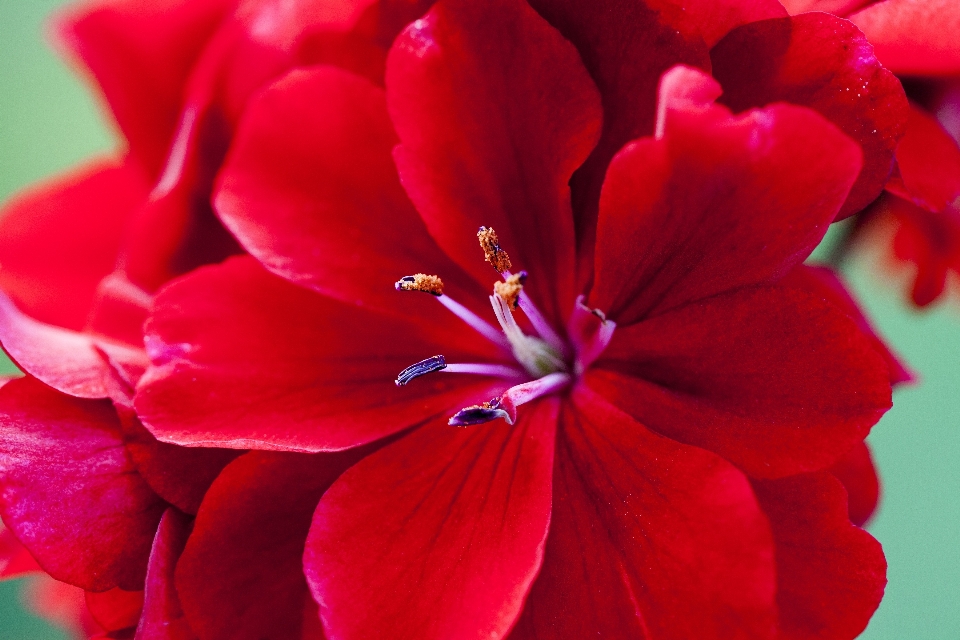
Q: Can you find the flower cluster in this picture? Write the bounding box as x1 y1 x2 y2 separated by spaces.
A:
0 0 954 638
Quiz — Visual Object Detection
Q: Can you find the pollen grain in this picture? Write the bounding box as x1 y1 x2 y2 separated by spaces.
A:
477 226 512 273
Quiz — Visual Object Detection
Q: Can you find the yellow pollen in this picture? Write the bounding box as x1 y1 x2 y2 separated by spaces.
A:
478 226 512 273
395 273 444 296
493 273 524 309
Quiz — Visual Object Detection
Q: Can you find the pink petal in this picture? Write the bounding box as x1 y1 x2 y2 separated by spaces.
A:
136 508 197 640
177 450 363 640
886 103 960 213
753 473 886 640
711 13 908 218
386 0 602 325
588 284 891 478
829 441 881 527
591 71 863 324
136 256 506 451
851 0 960 76
305 401 558 640
780 0 874 14
217 65 483 315
0 378 166 591
0 159 149 330
508 388 777 639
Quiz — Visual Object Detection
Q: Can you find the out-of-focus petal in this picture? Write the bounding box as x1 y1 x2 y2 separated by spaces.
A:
851 0 960 76
711 13 908 218
829 441 881 527
0 159 149 330
55 0 233 171
886 103 960 213
85 588 143 635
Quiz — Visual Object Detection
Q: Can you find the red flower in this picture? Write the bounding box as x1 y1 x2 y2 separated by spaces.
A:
0 0 912 637
127 1 897 636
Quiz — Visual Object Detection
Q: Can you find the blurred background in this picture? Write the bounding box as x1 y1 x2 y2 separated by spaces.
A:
0 1 957 638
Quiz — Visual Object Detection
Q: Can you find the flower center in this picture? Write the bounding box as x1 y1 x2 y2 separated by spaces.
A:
394 227 615 427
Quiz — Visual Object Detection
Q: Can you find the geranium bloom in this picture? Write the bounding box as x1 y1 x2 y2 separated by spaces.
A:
127 0 899 636
0 0 913 637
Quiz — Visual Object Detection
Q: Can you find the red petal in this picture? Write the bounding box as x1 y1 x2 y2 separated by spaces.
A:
305 401 558 640
0 159 149 330
508 388 777 639
883 194 960 307
651 0 787 47
780 0 873 14
588 285 892 478
121 416 242 515
0 518 40 578
0 292 147 400
851 0 960 76
753 473 886 640
386 0 602 325
782 264 913 385
177 450 362 640
590 72 863 324
0 378 166 591
829 441 881 527
525 1 707 274
711 13 908 219
217 65 482 314
55 0 232 172
136 256 505 451
85 588 143 633
886 103 960 212
136 508 197 640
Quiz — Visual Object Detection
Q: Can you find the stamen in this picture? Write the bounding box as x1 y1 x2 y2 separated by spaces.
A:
444 363 527 379
477 226 512 273
436 295 512 351
449 371 571 426
395 355 446 386
395 274 444 296
493 272 525 309
567 295 616 375
449 399 511 427
491 294 566 377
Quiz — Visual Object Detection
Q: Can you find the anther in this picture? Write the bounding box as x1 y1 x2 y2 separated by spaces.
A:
395 355 446 386
477 226 512 273
395 274 444 296
493 272 525 309
449 398 510 427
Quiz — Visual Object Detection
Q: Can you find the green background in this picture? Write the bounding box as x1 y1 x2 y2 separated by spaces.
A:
0 1 957 638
